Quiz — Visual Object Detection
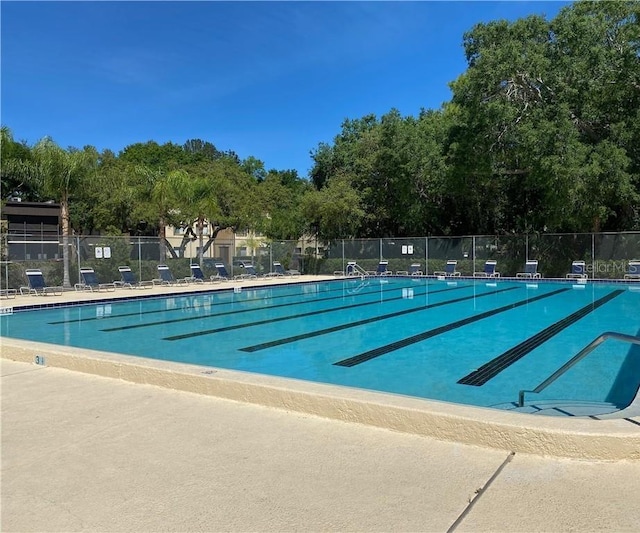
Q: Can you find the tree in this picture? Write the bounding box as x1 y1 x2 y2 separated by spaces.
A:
300 173 365 241
31 137 96 287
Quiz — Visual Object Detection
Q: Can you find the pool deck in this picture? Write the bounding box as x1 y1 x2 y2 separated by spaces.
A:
2 275 640 531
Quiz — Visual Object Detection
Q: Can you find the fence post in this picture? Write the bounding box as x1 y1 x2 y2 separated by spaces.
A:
425 236 429 276
591 233 595 280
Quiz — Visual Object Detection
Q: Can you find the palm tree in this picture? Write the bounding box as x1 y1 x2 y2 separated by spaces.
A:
32 137 95 288
136 166 190 260
171 174 221 267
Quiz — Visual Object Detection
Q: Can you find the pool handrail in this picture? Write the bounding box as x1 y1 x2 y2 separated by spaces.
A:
518 331 640 407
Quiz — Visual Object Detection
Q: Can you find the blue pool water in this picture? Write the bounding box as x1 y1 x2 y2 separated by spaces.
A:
2 278 639 413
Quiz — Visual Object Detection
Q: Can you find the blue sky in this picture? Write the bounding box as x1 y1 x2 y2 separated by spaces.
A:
2 1 570 178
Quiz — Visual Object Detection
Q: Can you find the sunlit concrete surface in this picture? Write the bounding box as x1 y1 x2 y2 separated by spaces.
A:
2 359 640 533
1 275 639 463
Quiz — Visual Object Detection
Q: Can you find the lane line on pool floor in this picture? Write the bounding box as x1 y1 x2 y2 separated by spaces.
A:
237 286 519 352
333 288 570 367
49 279 413 325
457 289 625 386
101 279 453 332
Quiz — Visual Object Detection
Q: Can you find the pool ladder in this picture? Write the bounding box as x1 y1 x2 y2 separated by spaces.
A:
517 332 640 408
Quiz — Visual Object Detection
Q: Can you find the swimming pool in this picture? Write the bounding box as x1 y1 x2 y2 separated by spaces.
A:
2 278 639 415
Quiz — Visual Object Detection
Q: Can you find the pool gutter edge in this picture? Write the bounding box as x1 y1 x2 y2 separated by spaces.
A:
2 338 638 462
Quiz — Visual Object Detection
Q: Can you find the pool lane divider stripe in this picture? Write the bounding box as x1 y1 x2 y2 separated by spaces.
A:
165 284 486 342
101 279 454 332
237 286 520 352
333 288 570 368
457 289 624 386
48 279 417 325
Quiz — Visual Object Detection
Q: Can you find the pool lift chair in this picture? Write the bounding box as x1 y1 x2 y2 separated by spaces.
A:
473 260 500 278
516 260 542 279
117 266 153 289
343 261 368 277
434 260 461 278
75 267 116 292
153 265 189 286
20 269 63 296
624 260 640 280
566 261 588 280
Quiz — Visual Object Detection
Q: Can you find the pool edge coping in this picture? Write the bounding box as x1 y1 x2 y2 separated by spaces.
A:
2 337 638 462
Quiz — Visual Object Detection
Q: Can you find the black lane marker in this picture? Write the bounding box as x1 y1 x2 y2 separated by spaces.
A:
102 279 446 333
457 290 624 386
238 287 519 352
165 284 479 341
334 288 570 368
49 280 396 325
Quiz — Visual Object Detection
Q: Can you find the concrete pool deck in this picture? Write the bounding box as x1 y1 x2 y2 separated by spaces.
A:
1 277 639 530
3 358 640 532
1 275 639 459
2 275 639 531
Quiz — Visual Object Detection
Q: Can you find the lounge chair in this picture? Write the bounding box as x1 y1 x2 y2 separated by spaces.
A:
566 261 587 280
20 269 63 296
188 264 210 283
153 264 189 286
474 260 500 278
516 260 541 279
368 260 391 276
624 260 640 280
396 263 423 276
118 266 153 289
234 262 258 280
434 260 461 277
265 261 286 277
75 267 116 292
265 261 300 277
211 262 231 281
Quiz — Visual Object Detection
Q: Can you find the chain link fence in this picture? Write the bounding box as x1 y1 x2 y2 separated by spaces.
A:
1 231 639 290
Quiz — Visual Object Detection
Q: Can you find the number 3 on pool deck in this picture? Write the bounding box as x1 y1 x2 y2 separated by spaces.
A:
34 355 46 366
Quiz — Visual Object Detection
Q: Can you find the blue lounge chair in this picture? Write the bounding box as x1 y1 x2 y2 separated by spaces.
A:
566 261 587 280
265 261 300 277
516 260 541 279
434 260 461 277
76 267 116 292
153 264 189 286
372 261 391 276
474 260 500 278
234 262 258 280
188 264 209 283
624 260 640 280
20 269 63 296
265 261 286 277
396 263 423 276
212 262 230 281
118 266 153 289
